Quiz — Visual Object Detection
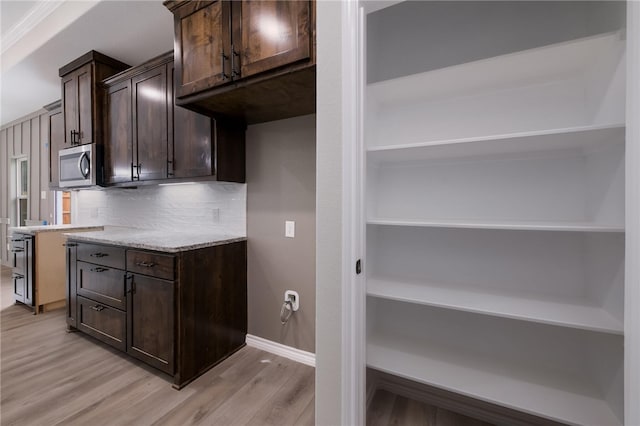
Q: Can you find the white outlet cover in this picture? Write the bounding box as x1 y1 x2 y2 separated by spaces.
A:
41 191 47 200
284 290 300 311
285 220 295 238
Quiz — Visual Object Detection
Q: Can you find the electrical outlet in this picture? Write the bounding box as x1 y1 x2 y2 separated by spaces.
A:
41 191 47 200
284 290 299 311
285 220 295 238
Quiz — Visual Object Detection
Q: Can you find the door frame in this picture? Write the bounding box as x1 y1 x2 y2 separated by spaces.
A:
625 3 640 425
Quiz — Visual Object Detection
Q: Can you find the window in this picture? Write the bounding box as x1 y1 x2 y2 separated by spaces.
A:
16 158 28 226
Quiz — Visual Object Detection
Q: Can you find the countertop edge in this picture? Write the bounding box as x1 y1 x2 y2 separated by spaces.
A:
64 234 248 253
9 226 104 236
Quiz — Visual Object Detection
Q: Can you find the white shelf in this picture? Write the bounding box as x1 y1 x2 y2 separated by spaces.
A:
367 124 625 164
367 336 622 426
368 31 624 105
367 278 623 334
367 218 624 233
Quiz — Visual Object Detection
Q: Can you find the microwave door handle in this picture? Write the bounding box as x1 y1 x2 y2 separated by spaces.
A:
78 152 91 179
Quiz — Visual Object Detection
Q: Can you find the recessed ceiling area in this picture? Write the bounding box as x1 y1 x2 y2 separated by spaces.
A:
0 0 173 126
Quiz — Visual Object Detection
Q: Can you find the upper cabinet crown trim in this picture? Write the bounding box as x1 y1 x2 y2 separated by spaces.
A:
59 50 131 77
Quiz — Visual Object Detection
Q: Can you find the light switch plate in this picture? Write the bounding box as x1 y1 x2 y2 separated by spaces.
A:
285 220 295 238
41 191 47 200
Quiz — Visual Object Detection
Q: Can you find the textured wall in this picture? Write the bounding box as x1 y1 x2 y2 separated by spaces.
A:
73 182 246 236
246 114 316 353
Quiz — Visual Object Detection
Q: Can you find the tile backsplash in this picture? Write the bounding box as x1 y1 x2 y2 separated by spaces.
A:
73 182 246 236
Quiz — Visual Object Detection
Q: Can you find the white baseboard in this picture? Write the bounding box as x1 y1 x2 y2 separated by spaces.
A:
245 334 316 367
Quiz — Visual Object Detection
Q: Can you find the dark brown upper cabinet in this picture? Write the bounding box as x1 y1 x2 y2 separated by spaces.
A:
104 79 133 185
132 66 169 182
164 0 316 125
233 1 311 78
59 51 130 147
44 100 63 189
103 52 245 186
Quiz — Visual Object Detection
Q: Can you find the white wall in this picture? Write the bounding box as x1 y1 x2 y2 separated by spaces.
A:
246 115 316 353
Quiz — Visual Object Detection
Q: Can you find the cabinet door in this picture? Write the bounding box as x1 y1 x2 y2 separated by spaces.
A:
76 64 93 145
13 273 25 303
169 66 213 178
235 0 312 79
132 66 168 181
173 0 231 98
49 110 64 187
104 80 133 184
61 74 78 146
127 274 174 374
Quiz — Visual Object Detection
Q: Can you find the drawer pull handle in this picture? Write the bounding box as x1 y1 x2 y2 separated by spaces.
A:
12 274 24 280
10 238 25 242
90 267 109 273
90 253 108 258
10 248 24 253
90 305 105 312
136 261 155 268
62 242 78 247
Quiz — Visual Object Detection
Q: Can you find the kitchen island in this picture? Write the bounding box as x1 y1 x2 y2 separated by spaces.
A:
9 224 103 313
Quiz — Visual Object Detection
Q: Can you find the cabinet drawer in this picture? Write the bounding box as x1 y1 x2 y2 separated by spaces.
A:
77 243 126 269
77 261 126 310
127 250 175 281
78 296 126 351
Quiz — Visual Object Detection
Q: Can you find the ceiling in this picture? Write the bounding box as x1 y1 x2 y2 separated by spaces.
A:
0 0 174 126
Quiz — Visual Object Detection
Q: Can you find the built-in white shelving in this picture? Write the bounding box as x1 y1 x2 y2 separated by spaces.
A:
364 3 627 423
368 31 624 107
367 218 624 233
367 337 621 426
367 278 623 334
367 299 624 426
367 124 625 164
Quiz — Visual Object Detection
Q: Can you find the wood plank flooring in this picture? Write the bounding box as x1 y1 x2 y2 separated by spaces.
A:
2 265 496 426
0 266 314 426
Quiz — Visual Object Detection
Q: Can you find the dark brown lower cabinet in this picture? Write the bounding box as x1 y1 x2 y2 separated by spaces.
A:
67 239 247 389
127 273 174 374
11 233 34 308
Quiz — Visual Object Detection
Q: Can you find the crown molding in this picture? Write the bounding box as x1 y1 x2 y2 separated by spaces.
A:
1 1 63 55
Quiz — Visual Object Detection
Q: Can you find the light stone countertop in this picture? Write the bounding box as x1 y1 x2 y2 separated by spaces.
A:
9 224 104 236
64 227 247 253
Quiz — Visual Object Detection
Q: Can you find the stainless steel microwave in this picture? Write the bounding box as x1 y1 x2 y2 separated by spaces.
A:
59 144 97 188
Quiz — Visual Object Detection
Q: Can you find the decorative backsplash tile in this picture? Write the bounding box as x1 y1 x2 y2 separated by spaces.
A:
73 182 246 236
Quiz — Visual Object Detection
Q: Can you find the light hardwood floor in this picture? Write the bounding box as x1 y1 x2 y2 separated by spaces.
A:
2 265 496 426
0 266 314 426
